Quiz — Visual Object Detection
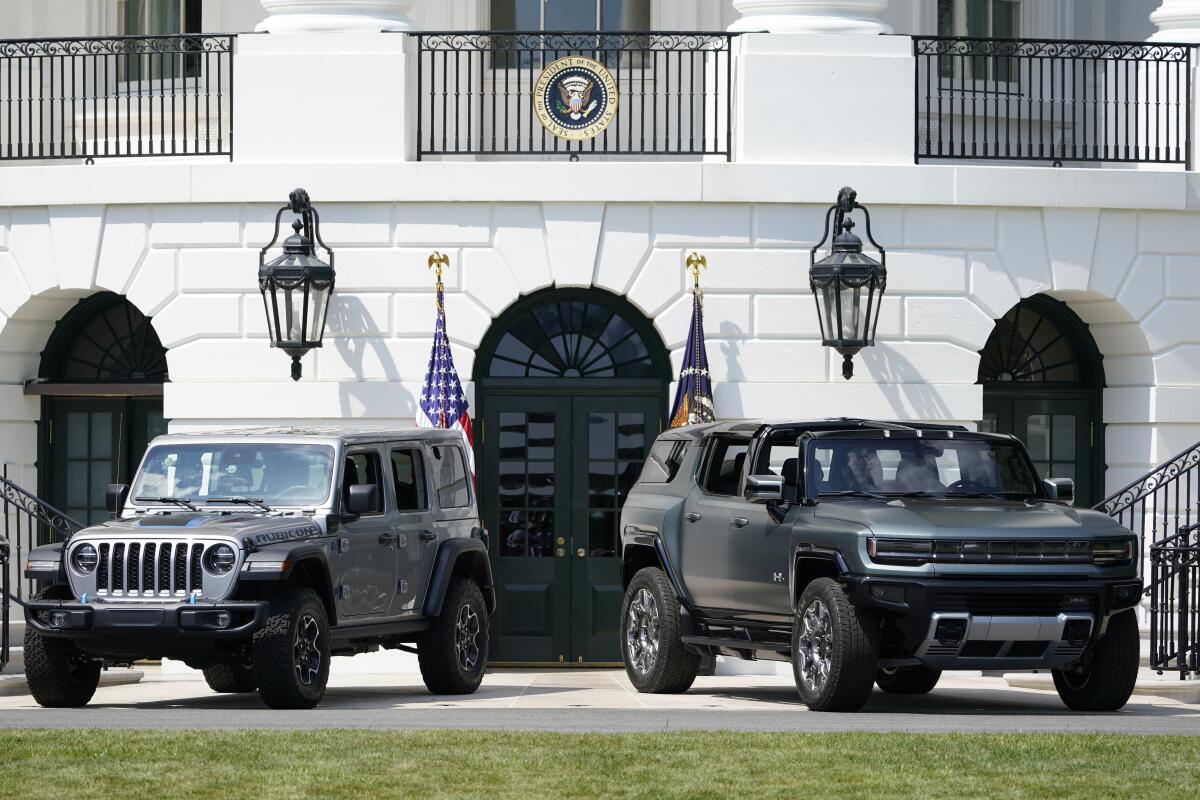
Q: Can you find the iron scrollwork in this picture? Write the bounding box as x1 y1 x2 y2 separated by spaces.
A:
1097 444 1200 516
0 476 83 543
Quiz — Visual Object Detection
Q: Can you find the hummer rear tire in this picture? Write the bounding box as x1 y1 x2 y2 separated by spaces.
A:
1052 609 1139 712
621 567 700 694
252 586 330 709
417 577 489 695
24 585 101 708
792 578 879 712
876 665 941 695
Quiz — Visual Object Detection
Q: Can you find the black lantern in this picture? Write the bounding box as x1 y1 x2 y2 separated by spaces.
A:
809 186 887 380
258 188 335 381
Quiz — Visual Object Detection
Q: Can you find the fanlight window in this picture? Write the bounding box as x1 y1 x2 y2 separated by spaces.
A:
46 295 169 383
488 297 656 378
978 302 1080 384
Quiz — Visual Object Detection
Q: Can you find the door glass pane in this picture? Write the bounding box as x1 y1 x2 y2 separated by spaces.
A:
1026 414 1050 461
500 510 527 557
617 460 642 504
496 407 556 557
1050 463 1076 482
1033 461 1049 479
391 449 427 511
90 412 113 459
67 412 89 458
617 413 645 458
545 0 596 30
499 461 525 508
589 461 616 506
1052 414 1075 461
528 413 555 460
589 510 616 557
528 461 555 508
67 462 87 507
979 412 998 434
499 412 526 459
588 413 615 459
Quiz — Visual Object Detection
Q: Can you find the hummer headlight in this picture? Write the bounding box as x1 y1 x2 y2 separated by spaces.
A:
1092 538 1135 566
70 543 98 575
203 544 237 575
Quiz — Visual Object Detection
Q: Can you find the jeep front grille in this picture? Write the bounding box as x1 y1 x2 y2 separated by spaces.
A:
95 541 205 597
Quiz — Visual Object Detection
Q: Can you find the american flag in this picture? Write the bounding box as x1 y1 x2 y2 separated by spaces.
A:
417 276 475 473
669 286 716 428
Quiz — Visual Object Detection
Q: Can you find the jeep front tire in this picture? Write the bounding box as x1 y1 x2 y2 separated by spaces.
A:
24 585 101 708
202 660 257 694
792 578 879 712
418 577 489 694
1052 609 1139 712
621 567 700 694
252 585 330 709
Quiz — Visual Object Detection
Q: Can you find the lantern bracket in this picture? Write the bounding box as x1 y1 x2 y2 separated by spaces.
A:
259 187 335 270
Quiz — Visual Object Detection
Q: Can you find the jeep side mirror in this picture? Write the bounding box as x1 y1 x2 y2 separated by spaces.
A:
105 484 129 514
1044 478 1075 506
346 484 378 515
745 474 784 504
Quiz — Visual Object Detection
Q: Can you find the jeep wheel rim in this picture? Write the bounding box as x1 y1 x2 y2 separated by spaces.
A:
455 604 481 672
796 600 833 694
625 588 660 675
294 614 322 686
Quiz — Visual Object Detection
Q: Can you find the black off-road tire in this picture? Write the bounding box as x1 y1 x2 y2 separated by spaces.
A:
792 578 879 712
1052 609 1139 712
202 660 257 693
24 584 102 708
252 585 330 709
876 665 941 695
621 567 701 694
418 577 489 695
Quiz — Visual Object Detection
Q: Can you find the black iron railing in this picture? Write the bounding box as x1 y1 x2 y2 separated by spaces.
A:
412 31 736 159
1 533 9 671
2 467 82 600
0 34 235 161
1097 440 1200 551
1149 525 1199 676
914 36 1193 168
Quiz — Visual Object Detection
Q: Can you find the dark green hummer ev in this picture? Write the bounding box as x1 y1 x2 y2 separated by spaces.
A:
619 419 1142 712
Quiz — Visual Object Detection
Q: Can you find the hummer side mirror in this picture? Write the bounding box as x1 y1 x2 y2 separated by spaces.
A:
105 484 129 514
745 474 784 504
345 484 378 515
1044 478 1075 506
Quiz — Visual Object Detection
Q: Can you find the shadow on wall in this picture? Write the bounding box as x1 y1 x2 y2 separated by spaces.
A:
328 294 417 422
857 346 956 422
715 319 746 380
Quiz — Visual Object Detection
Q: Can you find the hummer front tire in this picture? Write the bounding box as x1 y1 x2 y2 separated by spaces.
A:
24 585 101 708
418 577 489 695
252 586 330 709
1052 609 1139 712
876 665 941 695
792 578 879 712
621 567 700 694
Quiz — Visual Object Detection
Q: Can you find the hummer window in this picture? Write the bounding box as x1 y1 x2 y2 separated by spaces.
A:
342 451 384 514
753 437 802 498
699 437 750 496
641 440 687 483
391 448 428 512
131 443 334 507
432 445 471 509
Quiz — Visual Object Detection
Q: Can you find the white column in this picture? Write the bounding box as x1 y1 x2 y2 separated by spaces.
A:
256 0 417 33
1149 0 1200 42
728 0 891 35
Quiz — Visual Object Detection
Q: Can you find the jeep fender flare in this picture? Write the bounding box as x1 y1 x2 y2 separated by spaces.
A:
422 537 497 617
241 541 337 623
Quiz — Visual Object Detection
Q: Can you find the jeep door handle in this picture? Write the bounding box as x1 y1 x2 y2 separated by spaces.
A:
731 517 749 528
378 533 398 545
419 530 438 542
685 512 702 522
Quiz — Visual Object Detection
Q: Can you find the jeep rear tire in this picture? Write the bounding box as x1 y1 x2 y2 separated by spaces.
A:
876 665 941 695
792 578 879 712
621 567 701 694
252 586 330 709
418 577 489 695
24 585 101 708
203 660 257 694
1052 609 1139 712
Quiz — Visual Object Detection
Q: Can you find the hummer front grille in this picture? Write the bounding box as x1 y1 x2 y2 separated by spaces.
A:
95 540 205 597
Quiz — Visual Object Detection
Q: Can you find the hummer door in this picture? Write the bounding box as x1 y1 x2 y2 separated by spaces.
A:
334 447 398 620
389 445 437 615
731 438 799 615
679 435 752 611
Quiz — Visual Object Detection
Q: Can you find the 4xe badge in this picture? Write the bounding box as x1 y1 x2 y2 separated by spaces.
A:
533 56 618 141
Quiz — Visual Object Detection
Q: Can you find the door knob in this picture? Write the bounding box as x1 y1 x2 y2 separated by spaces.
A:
378 532 397 545
576 548 586 558
731 517 749 528
555 547 566 557
685 512 702 522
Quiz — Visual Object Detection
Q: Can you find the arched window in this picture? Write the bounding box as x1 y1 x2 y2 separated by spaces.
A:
40 293 168 383
978 301 1093 385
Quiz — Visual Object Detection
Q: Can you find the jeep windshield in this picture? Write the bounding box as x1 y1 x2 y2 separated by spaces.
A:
806 436 1042 500
130 443 336 508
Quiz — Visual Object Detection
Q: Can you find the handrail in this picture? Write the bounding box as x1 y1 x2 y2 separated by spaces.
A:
1095 440 1200 517
1 467 83 600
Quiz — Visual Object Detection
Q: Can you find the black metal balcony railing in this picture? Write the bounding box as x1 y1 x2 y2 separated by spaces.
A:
914 37 1194 168
0 34 235 161
1149 525 1199 676
413 32 736 160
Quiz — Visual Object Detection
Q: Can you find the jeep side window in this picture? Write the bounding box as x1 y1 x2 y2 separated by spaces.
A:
641 440 687 483
391 448 427 512
700 438 749 496
342 451 384 515
431 445 471 509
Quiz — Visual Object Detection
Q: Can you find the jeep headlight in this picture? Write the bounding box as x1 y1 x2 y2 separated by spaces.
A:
70 543 98 575
203 544 237 575
1092 538 1135 566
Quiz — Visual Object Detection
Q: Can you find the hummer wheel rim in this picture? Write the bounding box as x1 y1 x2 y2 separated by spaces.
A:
796 600 833 694
625 588 660 675
293 614 322 686
455 603 481 672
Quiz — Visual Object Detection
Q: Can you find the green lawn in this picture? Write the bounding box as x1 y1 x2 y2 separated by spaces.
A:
1 730 1195 799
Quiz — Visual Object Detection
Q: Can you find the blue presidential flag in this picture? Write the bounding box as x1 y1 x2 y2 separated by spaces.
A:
669 287 716 428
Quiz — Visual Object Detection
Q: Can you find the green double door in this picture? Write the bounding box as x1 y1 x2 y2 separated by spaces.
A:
982 394 1098 507
482 393 659 664
43 397 167 527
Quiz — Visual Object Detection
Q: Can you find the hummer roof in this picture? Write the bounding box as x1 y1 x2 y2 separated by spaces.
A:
658 418 976 442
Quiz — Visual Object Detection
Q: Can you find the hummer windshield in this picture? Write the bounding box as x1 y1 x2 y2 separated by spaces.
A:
131 443 336 508
806 436 1042 499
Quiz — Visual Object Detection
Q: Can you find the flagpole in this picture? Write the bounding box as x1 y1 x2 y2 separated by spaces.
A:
686 253 707 427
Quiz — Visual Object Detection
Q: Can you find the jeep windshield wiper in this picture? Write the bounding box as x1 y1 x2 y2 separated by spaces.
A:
950 491 1020 500
134 496 199 511
205 496 273 512
819 490 886 500
885 491 940 499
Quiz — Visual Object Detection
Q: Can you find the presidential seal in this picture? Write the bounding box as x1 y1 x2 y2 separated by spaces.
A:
533 55 618 141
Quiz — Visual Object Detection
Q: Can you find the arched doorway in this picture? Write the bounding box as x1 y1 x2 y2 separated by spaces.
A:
475 287 669 664
978 295 1104 506
35 293 169 525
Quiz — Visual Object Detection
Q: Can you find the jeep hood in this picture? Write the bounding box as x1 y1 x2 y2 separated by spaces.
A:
815 499 1133 539
75 512 326 546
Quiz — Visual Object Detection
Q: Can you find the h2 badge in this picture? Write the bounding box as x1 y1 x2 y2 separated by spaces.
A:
533 55 618 141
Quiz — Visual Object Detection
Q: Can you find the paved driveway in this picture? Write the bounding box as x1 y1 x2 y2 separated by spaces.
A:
2 668 1198 733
